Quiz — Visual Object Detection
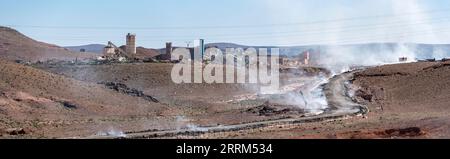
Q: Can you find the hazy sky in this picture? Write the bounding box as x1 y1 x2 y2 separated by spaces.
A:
1 0 450 48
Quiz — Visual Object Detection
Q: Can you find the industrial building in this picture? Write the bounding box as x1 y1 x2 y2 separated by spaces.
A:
399 57 408 62
126 33 136 54
278 50 320 67
100 33 137 61
303 51 310 65
166 42 172 56
155 42 173 61
194 39 205 60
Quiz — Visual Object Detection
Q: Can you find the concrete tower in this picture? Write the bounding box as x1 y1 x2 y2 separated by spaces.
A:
126 33 136 54
304 51 310 65
166 42 172 55
194 39 205 60
165 42 173 61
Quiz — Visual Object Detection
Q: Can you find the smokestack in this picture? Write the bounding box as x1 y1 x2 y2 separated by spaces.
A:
166 42 172 55
166 42 172 61
126 33 136 54
304 51 310 65
194 39 205 60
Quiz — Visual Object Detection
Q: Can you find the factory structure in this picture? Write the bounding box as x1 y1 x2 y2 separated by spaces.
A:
98 34 319 66
280 50 318 67
126 33 136 54
194 39 205 61
154 42 173 61
100 33 136 61
155 39 205 62
94 31 207 63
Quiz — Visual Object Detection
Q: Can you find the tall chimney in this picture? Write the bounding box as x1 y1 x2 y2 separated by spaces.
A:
304 51 310 65
166 42 173 61
126 33 136 54
166 42 172 55
194 39 205 61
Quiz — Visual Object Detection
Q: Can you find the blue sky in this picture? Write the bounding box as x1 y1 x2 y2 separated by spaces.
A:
1 0 450 48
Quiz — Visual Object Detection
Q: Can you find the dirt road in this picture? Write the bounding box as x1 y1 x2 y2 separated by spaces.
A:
93 71 367 139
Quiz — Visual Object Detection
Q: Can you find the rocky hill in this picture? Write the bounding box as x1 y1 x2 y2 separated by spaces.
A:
0 59 165 138
0 26 96 62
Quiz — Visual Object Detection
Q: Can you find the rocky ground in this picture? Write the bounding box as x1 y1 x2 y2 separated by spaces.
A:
0 60 450 138
1 59 331 138
1 55 449 138
212 61 450 139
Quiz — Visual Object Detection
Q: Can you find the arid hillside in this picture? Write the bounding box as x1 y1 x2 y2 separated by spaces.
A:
0 59 168 138
0 26 96 62
211 61 450 139
353 61 450 114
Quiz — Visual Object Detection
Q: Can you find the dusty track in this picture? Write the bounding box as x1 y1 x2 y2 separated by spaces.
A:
94 71 368 139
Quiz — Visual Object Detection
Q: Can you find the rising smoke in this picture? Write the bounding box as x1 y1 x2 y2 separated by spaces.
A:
253 0 448 113
96 127 127 137
176 116 209 132
264 0 446 68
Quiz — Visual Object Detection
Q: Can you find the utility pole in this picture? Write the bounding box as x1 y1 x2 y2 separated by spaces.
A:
185 41 192 48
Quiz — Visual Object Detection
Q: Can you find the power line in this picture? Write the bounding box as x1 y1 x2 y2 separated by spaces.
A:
268 27 450 46
5 8 450 30
32 16 450 42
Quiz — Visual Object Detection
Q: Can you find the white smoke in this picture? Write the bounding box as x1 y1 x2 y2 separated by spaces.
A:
175 115 209 132
96 128 126 137
290 75 329 114
262 0 444 67
255 0 440 114
318 0 441 69
432 47 449 59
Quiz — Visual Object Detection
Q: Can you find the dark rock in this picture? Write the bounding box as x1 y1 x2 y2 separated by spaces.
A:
3 128 27 135
62 101 77 109
99 82 159 103
355 90 373 101
246 101 301 116
384 127 424 137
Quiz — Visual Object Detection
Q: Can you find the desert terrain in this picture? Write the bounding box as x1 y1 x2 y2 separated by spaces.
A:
1 26 449 139
222 61 450 139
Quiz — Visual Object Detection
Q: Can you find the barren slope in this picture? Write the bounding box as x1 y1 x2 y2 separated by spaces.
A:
0 26 96 62
0 59 168 138
353 61 450 113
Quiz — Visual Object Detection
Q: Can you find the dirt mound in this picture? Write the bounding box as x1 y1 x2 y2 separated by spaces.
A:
353 61 450 113
0 26 96 62
382 127 425 137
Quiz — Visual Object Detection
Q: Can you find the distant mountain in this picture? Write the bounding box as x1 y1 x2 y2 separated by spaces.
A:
65 44 106 54
0 26 96 62
3 25 448 63
206 43 250 49
60 41 450 62
205 42 323 56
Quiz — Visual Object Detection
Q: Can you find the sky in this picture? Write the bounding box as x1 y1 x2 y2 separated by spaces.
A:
1 0 450 48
